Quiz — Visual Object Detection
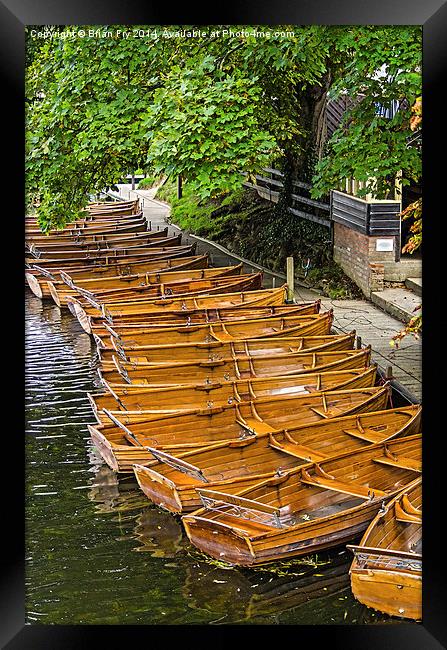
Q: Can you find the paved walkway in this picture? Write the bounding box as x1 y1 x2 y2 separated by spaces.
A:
113 184 422 402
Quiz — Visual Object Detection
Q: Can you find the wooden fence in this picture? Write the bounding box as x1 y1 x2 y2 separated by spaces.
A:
241 168 332 229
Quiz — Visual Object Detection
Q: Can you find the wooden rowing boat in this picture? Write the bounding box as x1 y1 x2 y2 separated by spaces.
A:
59 273 264 313
134 405 421 513
46 264 244 307
94 311 334 349
26 200 140 227
87 200 140 214
88 289 293 337
182 434 422 566
71 272 264 308
94 306 321 342
26 205 140 221
26 234 183 261
98 330 353 365
26 219 149 242
26 209 146 230
27 199 139 217
89 365 377 424
25 211 145 234
25 255 209 300
75 287 295 335
348 477 422 620
86 198 139 211
90 304 321 341
99 347 370 387
88 385 388 472
25 244 197 269
26 228 168 251
89 307 328 345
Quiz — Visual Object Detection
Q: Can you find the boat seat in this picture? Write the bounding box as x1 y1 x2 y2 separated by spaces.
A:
309 407 329 418
395 511 422 525
372 456 422 473
394 500 422 524
268 438 326 463
300 468 387 499
239 417 277 436
310 406 344 419
343 428 385 444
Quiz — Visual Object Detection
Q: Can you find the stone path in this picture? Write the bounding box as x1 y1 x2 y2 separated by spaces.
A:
114 184 422 402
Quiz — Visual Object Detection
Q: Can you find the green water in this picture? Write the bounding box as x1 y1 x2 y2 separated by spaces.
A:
25 291 400 625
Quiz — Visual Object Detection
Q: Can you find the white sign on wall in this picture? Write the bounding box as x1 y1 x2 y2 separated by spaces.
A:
376 238 394 252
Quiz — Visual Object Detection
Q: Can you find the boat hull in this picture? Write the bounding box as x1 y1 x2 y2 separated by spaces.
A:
350 569 421 620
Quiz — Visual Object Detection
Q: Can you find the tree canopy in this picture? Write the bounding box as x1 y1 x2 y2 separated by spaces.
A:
25 25 421 230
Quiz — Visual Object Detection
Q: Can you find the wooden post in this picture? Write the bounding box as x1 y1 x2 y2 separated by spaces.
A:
356 336 362 350
131 173 136 191
385 365 394 381
177 175 183 199
394 170 403 203
286 257 294 302
272 276 276 288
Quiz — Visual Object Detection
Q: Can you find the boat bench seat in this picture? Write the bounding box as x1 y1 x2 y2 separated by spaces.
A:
240 418 277 436
343 428 385 444
268 440 326 463
372 456 422 473
394 499 422 524
300 471 387 499
310 406 346 419
395 511 422 525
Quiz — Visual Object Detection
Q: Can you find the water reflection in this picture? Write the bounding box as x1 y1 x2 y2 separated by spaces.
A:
182 552 350 624
133 509 186 557
86 463 186 556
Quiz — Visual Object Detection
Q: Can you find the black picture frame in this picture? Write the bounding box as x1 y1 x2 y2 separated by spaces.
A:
3 0 445 647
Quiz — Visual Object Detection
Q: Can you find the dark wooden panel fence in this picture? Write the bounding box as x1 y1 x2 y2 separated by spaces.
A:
331 190 401 237
242 168 331 229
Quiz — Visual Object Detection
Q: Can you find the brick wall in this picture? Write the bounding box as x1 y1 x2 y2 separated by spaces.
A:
333 222 397 297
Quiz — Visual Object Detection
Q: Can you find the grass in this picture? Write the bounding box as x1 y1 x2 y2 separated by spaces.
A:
138 175 162 189
157 178 251 239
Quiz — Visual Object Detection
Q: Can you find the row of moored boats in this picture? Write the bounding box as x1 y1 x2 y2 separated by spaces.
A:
25 198 422 621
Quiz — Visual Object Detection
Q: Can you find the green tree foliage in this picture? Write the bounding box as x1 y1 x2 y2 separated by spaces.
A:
143 57 277 199
311 27 422 199
390 96 422 347
26 25 421 229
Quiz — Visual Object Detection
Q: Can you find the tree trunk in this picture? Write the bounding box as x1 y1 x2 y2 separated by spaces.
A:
291 70 332 181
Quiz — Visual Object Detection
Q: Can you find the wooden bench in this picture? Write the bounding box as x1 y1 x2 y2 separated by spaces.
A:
395 499 422 524
343 428 385 444
373 456 422 472
300 467 387 499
